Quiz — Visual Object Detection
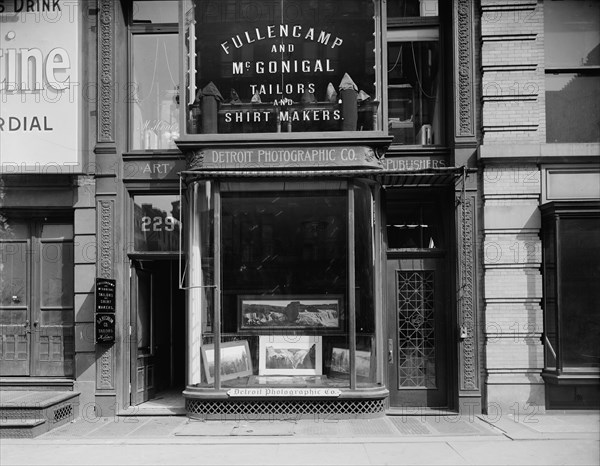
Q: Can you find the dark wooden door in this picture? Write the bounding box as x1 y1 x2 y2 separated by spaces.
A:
0 224 31 376
1 220 74 377
386 255 448 408
130 264 155 405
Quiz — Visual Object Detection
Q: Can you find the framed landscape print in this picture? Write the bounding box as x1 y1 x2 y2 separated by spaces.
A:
201 340 253 384
239 295 343 332
330 347 372 379
258 335 323 376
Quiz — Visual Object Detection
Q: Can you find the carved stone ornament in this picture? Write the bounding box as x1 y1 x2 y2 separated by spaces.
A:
98 0 115 143
96 344 115 390
456 0 475 138
187 151 206 170
98 200 114 279
458 192 479 391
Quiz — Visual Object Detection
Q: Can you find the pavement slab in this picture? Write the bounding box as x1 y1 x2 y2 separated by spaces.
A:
2 413 598 466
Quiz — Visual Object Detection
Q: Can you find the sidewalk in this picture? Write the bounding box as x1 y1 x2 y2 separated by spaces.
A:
1 412 598 465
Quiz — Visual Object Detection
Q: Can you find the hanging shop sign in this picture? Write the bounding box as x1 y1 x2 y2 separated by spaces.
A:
95 278 116 313
95 313 116 344
227 388 341 398
189 145 383 170
0 0 81 173
185 0 378 135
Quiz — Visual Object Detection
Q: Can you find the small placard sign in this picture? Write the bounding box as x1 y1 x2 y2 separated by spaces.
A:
95 313 116 344
227 388 341 397
95 278 116 313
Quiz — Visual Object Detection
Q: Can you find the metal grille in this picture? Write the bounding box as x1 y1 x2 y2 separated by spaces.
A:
186 399 385 418
53 405 73 423
397 271 436 388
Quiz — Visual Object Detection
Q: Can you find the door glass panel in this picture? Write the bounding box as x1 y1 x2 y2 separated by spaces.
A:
387 202 442 249
41 242 74 308
0 223 29 239
41 224 74 240
396 270 436 388
0 242 27 307
133 195 182 252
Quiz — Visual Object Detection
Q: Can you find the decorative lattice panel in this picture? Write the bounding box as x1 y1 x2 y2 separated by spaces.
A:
396 271 436 388
53 405 73 423
186 398 385 418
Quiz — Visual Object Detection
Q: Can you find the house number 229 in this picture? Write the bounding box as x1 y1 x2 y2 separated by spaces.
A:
141 216 175 232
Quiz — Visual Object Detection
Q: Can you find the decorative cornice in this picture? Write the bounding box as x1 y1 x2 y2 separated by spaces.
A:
98 0 115 143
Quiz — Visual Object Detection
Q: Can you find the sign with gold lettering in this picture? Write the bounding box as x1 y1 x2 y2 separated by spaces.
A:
95 278 116 313
95 313 115 344
227 388 341 397
185 0 377 135
190 146 383 170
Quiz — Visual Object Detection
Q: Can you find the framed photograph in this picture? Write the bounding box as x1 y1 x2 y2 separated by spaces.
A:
330 347 372 380
258 336 323 376
239 295 343 332
201 340 253 384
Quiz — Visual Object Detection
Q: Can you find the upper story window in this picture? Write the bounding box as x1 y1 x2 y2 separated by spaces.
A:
130 1 180 151
386 1 443 146
544 0 600 143
182 0 379 136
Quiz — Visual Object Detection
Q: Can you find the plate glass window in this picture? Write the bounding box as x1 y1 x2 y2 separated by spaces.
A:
183 0 378 135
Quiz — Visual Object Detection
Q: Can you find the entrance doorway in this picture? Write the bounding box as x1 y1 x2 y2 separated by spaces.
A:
130 259 185 406
386 255 448 407
0 218 74 378
383 190 452 409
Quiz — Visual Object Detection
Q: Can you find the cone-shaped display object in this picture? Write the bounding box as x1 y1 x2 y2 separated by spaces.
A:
200 82 223 134
339 73 358 131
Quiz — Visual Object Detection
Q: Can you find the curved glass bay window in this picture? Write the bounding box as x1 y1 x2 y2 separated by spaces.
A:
181 0 380 135
188 180 378 389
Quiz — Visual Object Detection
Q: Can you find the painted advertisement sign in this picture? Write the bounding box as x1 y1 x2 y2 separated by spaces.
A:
0 0 80 173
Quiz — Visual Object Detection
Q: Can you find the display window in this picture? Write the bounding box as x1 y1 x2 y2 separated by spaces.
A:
189 180 377 389
542 206 600 371
182 0 379 136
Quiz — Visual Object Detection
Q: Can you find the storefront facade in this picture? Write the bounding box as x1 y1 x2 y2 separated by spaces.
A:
2 0 494 420
173 0 482 417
